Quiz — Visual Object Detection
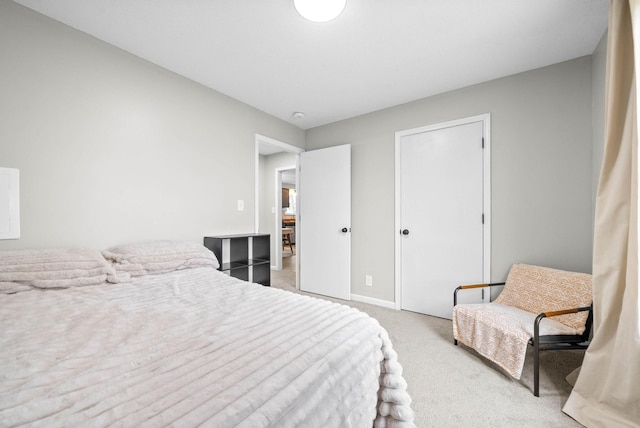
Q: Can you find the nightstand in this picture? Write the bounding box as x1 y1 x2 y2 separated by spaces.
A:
203 234 270 286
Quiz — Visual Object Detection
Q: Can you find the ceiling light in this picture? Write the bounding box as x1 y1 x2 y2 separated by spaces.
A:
294 0 346 23
293 112 305 119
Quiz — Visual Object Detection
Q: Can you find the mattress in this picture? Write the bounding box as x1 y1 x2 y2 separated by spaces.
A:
0 267 415 427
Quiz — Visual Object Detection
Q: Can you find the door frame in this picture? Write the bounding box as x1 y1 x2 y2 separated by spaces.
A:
254 134 304 287
394 114 491 310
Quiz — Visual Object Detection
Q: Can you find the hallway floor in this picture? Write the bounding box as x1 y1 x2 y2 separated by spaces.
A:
271 246 296 291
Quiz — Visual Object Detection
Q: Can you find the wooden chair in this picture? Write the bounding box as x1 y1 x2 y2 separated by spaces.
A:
282 228 294 254
452 263 593 396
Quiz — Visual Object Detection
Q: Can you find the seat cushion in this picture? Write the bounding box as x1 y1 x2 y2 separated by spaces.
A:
494 264 592 332
453 303 581 379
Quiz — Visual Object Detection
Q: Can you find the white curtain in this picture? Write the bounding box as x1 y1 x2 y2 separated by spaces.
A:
563 1 640 426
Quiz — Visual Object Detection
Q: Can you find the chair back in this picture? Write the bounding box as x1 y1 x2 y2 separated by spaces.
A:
495 264 592 332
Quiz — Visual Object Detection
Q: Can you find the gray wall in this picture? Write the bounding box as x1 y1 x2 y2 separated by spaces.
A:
306 57 594 303
0 2 304 251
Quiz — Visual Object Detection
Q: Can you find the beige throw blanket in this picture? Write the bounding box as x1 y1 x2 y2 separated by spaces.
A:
453 303 582 379
453 264 592 379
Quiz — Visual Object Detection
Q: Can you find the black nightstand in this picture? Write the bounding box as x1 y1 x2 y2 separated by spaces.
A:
203 234 270 286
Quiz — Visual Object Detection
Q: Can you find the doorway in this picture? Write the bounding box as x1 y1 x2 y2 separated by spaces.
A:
395 115 491 319
277 166 297 273
255 134 303 289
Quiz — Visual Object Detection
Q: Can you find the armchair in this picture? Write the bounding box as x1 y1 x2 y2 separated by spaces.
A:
452 263 592 396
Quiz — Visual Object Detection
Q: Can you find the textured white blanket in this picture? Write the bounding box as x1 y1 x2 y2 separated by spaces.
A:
0 268 415 427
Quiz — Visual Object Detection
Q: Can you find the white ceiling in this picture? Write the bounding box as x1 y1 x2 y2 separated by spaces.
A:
13 0 608 130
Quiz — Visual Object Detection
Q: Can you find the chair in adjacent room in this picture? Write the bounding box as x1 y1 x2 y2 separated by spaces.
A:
282 228 295 254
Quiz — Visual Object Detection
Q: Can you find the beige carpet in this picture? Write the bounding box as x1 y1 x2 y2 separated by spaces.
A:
271 251 584 427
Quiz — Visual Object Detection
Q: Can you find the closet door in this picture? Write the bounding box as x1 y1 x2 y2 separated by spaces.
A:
397 116 490 319
299 144 351 300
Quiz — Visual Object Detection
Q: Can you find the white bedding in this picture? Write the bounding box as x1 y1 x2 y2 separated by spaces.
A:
0 267 415 427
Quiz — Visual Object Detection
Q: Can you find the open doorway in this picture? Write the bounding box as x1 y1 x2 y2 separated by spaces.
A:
277 167 296 284
255 134 303 290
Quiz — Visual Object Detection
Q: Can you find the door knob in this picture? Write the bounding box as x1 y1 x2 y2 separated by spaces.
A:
401 229 410 235
341 227 349 233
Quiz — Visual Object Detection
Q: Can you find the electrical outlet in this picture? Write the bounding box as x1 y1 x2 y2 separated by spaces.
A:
365 275 373 287
237 200 244 211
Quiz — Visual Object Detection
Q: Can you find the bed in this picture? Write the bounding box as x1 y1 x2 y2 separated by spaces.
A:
0 241 415 427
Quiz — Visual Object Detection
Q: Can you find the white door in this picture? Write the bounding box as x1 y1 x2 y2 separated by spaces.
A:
299 144 351 300
397 116 490 319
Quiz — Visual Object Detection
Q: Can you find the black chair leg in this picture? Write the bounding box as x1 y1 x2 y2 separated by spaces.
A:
534 341 540 397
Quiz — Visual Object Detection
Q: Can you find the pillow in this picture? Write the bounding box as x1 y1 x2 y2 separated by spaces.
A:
102 240 219 277
0 247 116 293
0 282 32 294
494 263 592 331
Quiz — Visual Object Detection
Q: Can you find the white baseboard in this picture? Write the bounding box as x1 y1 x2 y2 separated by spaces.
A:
350 293 397 309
